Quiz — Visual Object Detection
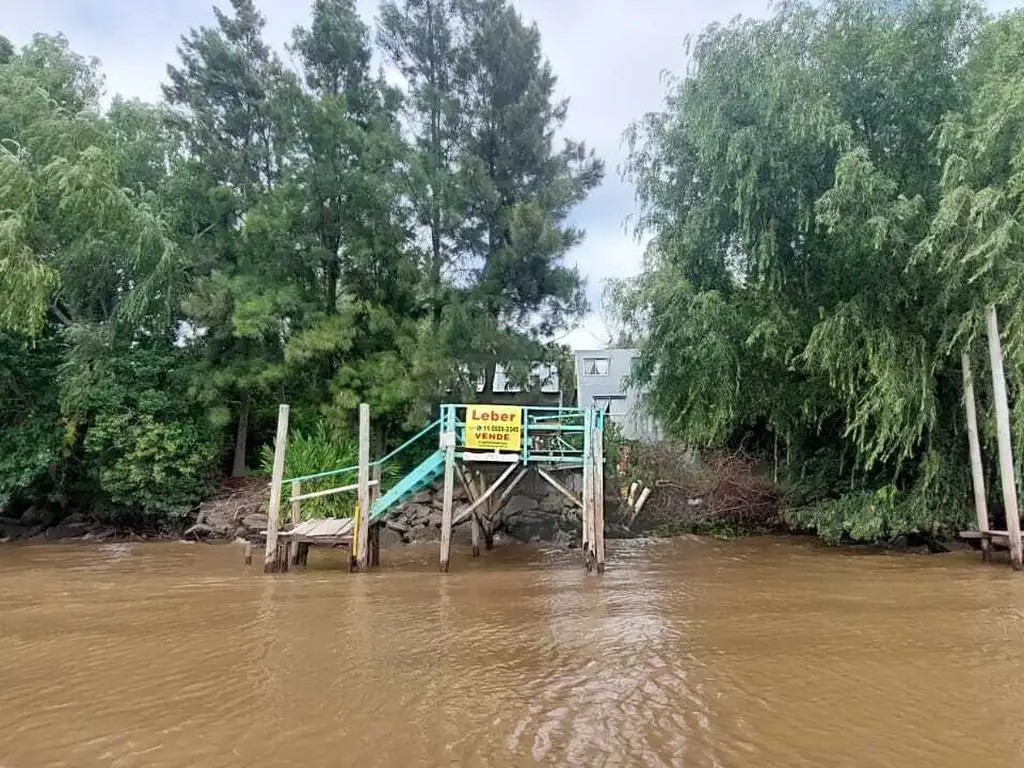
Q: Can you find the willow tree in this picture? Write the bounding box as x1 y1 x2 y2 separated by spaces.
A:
0 36 215 520
920 9 1024 489
613 0 986 542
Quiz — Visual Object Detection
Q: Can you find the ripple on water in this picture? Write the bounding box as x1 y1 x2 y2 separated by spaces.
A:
3 539 1024 767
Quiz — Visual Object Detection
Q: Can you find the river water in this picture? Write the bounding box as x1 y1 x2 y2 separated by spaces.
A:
1 537 1023 767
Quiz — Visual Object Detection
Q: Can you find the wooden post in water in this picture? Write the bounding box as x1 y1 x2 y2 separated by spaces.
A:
356 403 371 570
962 351 992 562
986 306 1023 570
457 465 483 557
264 404 290 573
581 409 594 572
289 480 302 565
369 461 381 567
593 422 606 574
439 414 456 572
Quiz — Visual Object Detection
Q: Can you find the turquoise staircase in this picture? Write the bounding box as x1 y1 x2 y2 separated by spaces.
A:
369 450 445 521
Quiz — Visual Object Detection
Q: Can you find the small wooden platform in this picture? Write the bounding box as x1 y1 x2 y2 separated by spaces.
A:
276 517 354 546
959 530 1024 548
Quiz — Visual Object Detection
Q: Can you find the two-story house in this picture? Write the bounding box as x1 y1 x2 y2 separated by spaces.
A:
574 348 661 441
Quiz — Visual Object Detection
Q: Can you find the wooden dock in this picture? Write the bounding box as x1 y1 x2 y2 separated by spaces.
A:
281 517 353 545
256 401 606 575
959 529 1024 561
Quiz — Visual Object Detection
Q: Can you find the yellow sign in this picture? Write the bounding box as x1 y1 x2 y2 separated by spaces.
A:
465 405 522 451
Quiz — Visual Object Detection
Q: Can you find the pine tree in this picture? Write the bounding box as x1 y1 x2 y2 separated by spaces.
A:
163 0 295 476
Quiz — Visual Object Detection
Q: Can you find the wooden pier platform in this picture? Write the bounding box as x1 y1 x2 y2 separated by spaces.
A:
959 529 1024 564
279 517 354 546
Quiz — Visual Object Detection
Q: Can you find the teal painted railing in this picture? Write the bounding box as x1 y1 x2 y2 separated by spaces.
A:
279 405 603 520
284 417 442 486
439 404 602 466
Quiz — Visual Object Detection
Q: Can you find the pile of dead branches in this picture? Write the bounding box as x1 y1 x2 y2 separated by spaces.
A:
626 443 780 534
191 476 270 539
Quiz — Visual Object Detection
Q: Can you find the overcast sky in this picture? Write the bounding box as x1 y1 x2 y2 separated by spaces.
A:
4 0 1022 349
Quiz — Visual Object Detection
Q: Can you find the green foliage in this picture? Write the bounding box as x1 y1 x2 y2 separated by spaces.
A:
0 334 63 512
60 338 218 522
612 0 1006 543
258 422 399 520
0 2 599 528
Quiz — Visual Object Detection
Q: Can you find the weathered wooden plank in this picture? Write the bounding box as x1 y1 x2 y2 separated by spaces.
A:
961 352 991 562
290 479 378 503
356 403 371 570
537 468 582 508
452 462 521 526
460 452 521 463
263 404 290 573
439 438 456 572
986 306 1023 570
289 480 302 565
593 425 606 574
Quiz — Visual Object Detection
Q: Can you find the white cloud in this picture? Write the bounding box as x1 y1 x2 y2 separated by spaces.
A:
6 0 1021 351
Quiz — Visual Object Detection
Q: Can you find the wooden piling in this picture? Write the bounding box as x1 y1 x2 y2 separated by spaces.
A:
986 306 1023 570
263 404 290 573
456 465 483 558
471 513 481 557
439 426 456 572
289 480 302 565
962 351 992 562
581 411 595 572
243 541 253 566
356 403 371 571
593 424 606 574
369 461 381 568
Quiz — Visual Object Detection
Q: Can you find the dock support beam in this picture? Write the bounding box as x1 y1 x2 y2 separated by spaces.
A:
369 460 381 567
264 404 290 573
439 422 456 572
356 403 371 570
962 351 992 562
289 480 302 565
593 423 606 574
581 409 595 572
986 306 1023 570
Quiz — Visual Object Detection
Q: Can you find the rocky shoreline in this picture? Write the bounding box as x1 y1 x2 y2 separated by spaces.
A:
0 513 171 544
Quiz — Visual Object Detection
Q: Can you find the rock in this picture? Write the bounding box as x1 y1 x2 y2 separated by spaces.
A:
20 507 47 527
385 520 410 534
62 512 85 525
411 490 432 505
44 523 88 540
502 496 537 517
405 525 441 544
503 510 558 543
84 527 117 541
552 529 577 549
379 527 405 548
0 522 26 541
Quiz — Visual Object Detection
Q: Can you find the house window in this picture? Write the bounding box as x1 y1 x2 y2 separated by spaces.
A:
593 395 627 416
583 357 609 376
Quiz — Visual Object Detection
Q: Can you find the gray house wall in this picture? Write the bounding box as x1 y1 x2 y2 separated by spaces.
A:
574 348 661 441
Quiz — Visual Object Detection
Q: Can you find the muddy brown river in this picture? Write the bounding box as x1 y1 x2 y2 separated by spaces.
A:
2 537 1023 767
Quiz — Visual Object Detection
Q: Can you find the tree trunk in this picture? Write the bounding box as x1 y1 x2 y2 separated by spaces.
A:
232 391 251 478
